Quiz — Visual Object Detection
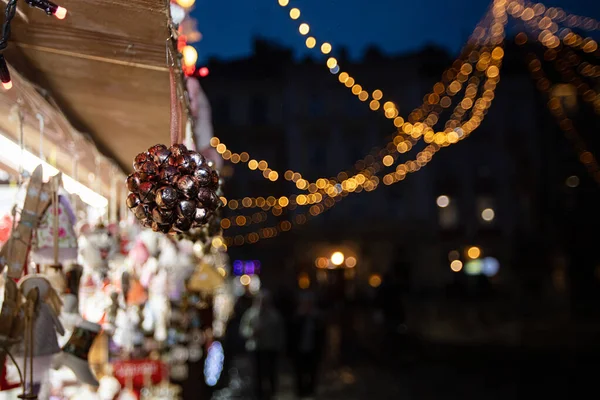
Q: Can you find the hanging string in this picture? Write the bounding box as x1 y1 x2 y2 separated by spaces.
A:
169 65 181 146
166 39 183 146
36 113 45 161
178 90 185 145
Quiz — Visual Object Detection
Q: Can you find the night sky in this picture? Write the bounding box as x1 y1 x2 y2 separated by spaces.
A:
192 0 600 63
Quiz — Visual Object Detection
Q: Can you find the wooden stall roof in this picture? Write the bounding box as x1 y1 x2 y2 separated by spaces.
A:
4 0 173 172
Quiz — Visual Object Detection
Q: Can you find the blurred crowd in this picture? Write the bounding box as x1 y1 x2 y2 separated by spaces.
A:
224 290 324 400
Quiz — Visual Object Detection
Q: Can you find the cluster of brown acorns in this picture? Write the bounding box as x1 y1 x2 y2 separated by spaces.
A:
126 144 221 233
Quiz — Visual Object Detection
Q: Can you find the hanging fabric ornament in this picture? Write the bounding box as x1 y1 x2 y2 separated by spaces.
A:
126 64 221 233
31 192 78 265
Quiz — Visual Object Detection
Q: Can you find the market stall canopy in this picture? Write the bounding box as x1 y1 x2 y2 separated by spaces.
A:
3 0 173 172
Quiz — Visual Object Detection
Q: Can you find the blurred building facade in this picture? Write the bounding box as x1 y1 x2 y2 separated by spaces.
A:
201 39 600 345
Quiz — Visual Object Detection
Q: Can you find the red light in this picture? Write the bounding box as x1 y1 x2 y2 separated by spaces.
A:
177 35 187 51
199 67 209 77
183 64 196 77
2 81 12 90
54 6 67 19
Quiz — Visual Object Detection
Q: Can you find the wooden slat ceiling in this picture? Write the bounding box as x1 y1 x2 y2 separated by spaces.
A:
4 0 172 172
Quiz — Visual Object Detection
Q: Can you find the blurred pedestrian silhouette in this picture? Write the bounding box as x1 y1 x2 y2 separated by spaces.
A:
240 291 285 400
290 292 325 399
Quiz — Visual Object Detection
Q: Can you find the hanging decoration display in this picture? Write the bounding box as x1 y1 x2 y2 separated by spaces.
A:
126 19 222 234
0 0 231 398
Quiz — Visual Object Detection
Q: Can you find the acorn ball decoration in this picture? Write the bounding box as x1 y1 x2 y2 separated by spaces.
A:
126 144 221 233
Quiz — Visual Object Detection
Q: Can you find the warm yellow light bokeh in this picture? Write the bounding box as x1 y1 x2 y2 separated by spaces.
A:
450 260 463 272
467 246 481 259
326 57 338 69
182 45 198 67
369 274 382 288
298 273 310 289
330 251 345 266
240 274 251 286
299 23 310 35
345 256 357 268
315 257 328 269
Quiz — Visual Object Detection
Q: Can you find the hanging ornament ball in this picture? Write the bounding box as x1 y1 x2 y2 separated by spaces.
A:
126 143 221 234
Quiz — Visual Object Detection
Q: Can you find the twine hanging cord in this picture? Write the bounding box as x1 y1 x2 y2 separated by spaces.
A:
169 65 180 146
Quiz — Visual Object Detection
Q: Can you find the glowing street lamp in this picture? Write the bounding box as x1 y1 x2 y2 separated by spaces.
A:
330 251 344 266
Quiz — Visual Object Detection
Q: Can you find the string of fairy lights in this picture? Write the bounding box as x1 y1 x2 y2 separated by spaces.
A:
203 0 598 247
512 4 600 115
512 33 600 182
222 43 499 216
222 53 503 246
209 2 494 192
215 1 505 214
504 1 600 183
278 0 402 126
217 2 508 246
523 47 600 183
217 2 510 241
